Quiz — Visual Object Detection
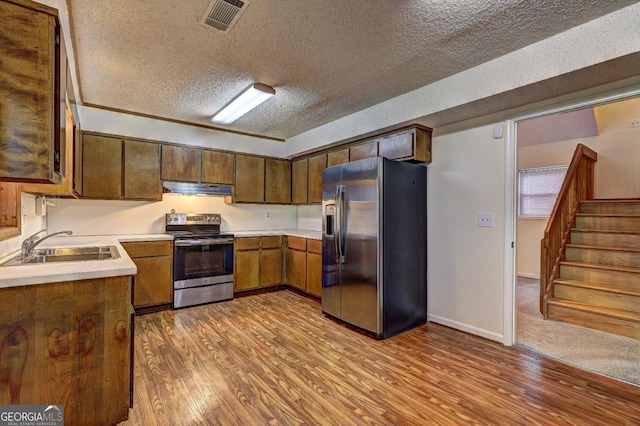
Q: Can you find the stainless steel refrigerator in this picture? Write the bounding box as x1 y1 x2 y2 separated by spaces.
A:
322 156 427 339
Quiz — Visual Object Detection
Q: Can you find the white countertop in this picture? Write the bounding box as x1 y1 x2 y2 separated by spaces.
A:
231 229 322 240
0 234 172 289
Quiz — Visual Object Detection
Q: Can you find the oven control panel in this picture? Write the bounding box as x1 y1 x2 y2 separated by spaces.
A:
166 213 222 225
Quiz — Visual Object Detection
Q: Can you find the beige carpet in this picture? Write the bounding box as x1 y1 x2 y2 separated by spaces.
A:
515 276 640 386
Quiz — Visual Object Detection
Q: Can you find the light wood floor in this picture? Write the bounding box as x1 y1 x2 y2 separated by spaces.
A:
120 290 640 425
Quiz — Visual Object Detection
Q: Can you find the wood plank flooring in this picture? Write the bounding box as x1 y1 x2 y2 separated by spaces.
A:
119 290 640 425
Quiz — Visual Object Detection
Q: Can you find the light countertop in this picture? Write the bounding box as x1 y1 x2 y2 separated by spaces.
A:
231 229 322 240
0 234 172 289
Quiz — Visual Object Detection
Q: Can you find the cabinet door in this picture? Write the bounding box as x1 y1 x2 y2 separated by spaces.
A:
307 154 326 204
265 158 291 204
261 248 283 287
124 140 160 200
287 249 307 291
291 159 308 204
235 249 260 291
235 154 265 203
82 134 122 198
350 140 378 162
161 145 200 182
306 252 322 297
0 1 57 183
201 150 234 184
131 255 173 307
327 148 349 167
378 130 415 161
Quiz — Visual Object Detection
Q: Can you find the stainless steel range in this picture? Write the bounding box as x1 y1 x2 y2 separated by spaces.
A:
165 212 234 308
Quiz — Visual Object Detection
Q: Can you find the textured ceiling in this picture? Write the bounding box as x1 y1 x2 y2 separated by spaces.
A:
68 0 638 140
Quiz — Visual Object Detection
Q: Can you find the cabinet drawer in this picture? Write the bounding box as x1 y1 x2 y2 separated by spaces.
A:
121 240 173 258
307 239 322 254
261 236 283 249
236 237 261 250
287 236 307 251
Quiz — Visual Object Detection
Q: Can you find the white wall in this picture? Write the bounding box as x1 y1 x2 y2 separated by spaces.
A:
0 194 47 260
47 195 296 235
297 205 322 231
516 97 640 277
427 124 506 341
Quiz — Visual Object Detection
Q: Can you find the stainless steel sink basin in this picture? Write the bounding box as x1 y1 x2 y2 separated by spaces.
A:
2 246 120 266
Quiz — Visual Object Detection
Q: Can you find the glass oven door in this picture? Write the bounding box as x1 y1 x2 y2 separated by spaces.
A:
173 239 234 286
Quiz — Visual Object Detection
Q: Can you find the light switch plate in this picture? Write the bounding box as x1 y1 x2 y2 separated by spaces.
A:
478 212 494 227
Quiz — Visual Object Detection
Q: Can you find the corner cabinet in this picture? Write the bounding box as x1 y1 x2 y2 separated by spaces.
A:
0 0 60 183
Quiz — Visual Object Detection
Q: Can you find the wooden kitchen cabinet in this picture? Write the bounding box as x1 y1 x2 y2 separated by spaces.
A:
306 239 323 297
260 236 283 286
286 236 308 291
307 154 327 204
82 133 123 199
0 275 132 425
327 148 350 167
124 140 161 200
265 158 291 204
234 154 265 203
378 126 432 164
161 145 201 182
202 150 234 184
82 133 161 200
0 0 60 183
350 140 378 162
291 159 309 204
235 237 261 291
121 240 173 313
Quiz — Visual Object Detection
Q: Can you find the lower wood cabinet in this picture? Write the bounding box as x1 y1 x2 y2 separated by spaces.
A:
0 275 132 425
306 239 322 297
121 240 173 313
235 236 284 292
286 237 307 291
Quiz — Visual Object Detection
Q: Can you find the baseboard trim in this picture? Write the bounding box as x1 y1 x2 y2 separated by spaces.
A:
517 272 539 279
428 314 503 343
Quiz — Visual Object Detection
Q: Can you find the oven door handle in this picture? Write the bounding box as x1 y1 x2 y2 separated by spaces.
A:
174 238 235 246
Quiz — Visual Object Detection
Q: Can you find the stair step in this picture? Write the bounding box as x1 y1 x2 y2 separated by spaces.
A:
559 261 640 289
580 199 640 215
571 229 640 249
553 279 640 314
547 299 640 339
565 244 640 268
575 214 640 231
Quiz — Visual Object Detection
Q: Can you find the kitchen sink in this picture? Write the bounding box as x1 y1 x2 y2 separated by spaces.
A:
1 246 120 266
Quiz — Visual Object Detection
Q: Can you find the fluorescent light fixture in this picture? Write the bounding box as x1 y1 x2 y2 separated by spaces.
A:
212 83 275 124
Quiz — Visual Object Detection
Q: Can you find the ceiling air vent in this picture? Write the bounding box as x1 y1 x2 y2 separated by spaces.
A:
201 0 250 33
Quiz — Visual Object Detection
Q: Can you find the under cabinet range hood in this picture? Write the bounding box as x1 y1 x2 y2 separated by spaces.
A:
162 181 232 196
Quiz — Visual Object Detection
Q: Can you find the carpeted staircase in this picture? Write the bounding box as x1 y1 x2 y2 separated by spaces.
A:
546 199 640 339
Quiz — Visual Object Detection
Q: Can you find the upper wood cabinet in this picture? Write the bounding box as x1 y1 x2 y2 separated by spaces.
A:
82 134 122 199
291 159 308 205
201 150 234 184
82 133 161 201
234 154 265 203
161 145 200 182
327 148 349 167
265 159 291 204
350 140 378 162
377 126 432 164
124 140 161 199
0 0 60 183
307 154 326 204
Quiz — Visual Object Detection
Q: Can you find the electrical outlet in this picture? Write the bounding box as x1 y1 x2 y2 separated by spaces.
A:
478 212 494 227
631 119 640 128
265 210 270 219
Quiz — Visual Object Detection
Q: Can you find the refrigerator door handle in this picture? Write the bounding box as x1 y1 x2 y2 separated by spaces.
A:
337 185 346 263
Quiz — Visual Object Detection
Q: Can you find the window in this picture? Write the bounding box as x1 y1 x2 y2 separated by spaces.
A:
518 165 568 218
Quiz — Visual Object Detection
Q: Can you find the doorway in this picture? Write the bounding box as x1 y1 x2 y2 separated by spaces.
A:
504 87 640 385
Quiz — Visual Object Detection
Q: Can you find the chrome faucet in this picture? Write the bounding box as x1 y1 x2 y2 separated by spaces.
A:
20 230 73 261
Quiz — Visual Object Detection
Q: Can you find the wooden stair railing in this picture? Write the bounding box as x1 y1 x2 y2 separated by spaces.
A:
540 143 597 317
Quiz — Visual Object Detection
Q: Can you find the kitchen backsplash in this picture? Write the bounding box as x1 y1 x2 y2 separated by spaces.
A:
297 205 322 231
46 194 300 235
0 193 47 259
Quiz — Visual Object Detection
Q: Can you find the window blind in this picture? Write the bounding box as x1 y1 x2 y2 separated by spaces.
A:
518 165 568 218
